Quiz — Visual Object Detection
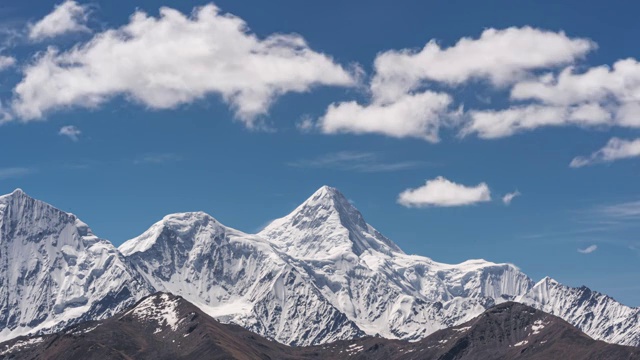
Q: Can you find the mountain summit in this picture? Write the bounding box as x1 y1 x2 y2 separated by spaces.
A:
259 185 403 259
0 189 151 341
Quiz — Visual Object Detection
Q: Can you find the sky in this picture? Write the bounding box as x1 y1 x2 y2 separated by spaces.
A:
1 0 640 306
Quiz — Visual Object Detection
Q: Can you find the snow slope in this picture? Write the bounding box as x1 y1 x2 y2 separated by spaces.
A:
0 189 152 342
518 277 640 346
119 211 363 346
258 186 534 340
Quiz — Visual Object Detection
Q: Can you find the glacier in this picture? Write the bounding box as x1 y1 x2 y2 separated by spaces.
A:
0 186 638 347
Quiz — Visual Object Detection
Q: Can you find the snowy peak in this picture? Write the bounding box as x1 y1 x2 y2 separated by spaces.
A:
0 189 152 342
0 188 26 200
0 188 84 247
518 276 640 346
119 211 227 256
259 186 403 258
1 188 34 205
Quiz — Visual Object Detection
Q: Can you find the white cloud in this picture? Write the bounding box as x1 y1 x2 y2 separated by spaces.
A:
13 4 355 126
577 244 598 254
502 190 521 205
570 137 640 167
398 176 491 207
319 91 453 142
464 59 640 139
296 115 315 133
370 26 594 103
317 26 592 141
511 59 640 107
0 55 15 71
29 1 90 41
288 151 425 172
463 103 613 139
464 105 566 138
58 125 81 141
595 200 640 219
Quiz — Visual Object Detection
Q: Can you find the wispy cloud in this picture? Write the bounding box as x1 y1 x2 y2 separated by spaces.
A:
578 244 598 254
0 55 15 71
594 200 640 219
570 137 640 168
134 153 182 165
296 115 315 133
287 151 426 173
502 190 521 205
0 167 34 180
58 125 81 141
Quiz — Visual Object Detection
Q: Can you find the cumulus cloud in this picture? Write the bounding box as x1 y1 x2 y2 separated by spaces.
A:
502 190 521 205
398 176 491 207
12 4 355 126
29 1 90 41
463 103 612 138
370 27 594 103
577 244 598 254
317 26 592 141
58 125 81 141
511 59 640 108
320 91 453 142
464 59 640 138
0 55 15 71
570 137 640 167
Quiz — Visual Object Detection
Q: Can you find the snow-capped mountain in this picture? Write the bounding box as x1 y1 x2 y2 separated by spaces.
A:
0 186 638 348
258 186 535 340
518 276 640 346
0 189 152 342
118 211 363 346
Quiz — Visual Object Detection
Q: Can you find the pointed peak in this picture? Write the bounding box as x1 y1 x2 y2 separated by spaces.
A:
1 188 41 207
1 188 28 201
311 185 346 200
537 276 559 287
305 185 354 209
315 185 340 195
260 186 404 257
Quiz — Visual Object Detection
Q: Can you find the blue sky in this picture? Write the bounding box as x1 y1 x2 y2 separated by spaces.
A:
1 0 640 305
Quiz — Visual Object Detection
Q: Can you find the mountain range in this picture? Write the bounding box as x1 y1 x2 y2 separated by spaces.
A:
0 186 638 347
2 292 639 359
